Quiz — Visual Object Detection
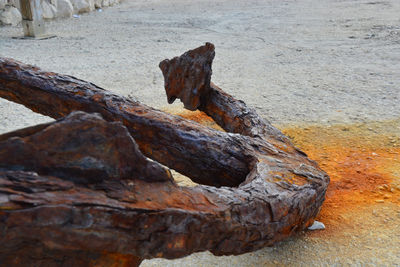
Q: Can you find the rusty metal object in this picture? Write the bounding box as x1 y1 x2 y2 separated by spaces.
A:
0 44 329 266
0 56 249 187
0 111 172 184
159 42 214 110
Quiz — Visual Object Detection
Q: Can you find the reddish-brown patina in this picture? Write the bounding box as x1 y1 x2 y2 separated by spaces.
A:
0 44 329 266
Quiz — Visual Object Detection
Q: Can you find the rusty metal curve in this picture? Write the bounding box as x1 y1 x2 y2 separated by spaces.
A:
0 44 329 265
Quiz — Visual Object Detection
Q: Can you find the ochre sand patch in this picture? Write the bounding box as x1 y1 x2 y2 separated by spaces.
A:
169 109 400 236
282 118 400 236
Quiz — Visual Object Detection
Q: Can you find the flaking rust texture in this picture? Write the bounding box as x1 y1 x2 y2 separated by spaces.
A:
0 43 329 266
159 42 214 110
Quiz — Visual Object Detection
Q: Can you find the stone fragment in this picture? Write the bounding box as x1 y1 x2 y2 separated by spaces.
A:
0 6 22 26
41 0 57 19
55 0 73 18
308 221 326 230
0 0 6 9
94 0 102 8
71 0 90 13
7 0 20 9
101 0 109 7
87 0 95 10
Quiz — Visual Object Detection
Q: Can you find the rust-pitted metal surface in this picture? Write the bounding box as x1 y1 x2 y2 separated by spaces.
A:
159 42 214 111
0 111 172 184
0 44 329 266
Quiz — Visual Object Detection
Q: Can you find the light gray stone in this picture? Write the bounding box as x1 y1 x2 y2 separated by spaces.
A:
71 0 90 13
55 0 73 18
101 0 109 7
0 6 22 26
109 0 118 6
0 0 6 10
94 0 102 8
41 0 57 19
308 221 325 231
87 0 95 11
7 0 20 9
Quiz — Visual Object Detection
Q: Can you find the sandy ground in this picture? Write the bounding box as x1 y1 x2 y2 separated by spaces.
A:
0 0 400 266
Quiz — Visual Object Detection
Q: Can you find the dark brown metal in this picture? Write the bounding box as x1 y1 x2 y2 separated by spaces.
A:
0 44 329 265
159 42 214 111
0 56 249 187
0 111 172 184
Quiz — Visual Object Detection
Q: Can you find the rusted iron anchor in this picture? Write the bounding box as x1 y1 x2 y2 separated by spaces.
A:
0 43 329 266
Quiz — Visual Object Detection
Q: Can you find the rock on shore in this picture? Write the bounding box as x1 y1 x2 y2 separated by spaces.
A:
0 0 121 26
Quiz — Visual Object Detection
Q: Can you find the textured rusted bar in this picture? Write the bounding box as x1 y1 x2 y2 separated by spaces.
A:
0 44 329 265
0 56 250 187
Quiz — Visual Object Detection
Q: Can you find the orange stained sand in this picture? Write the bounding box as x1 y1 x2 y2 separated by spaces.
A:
170 108 400 233
282 119 400 233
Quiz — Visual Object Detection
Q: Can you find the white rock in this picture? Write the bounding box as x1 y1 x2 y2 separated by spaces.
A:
55 0 73 18
308 220 325 230
71 0 91 13
41 0 57 19
0 0 6 10
0 6 22 26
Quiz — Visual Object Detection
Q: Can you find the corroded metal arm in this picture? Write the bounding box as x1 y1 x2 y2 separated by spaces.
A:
0 44 329 266
0 56 250 187
159 43 290 142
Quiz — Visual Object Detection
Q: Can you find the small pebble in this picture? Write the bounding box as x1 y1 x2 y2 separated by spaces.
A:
382 184 389 190
308 221 325 230
375 199 385 203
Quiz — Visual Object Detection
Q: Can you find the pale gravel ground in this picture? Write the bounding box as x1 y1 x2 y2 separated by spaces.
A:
0 0 400 266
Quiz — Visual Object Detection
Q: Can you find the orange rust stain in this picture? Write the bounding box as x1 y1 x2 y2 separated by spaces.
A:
91 94 103 102
282 120 400 233
179 110 214 124
123 105 148 115
90 252 142 267
73 90 86 97
172 235 186 249
174 109 297 154
170 107 400 233
268 170 308 186
165 109 224 131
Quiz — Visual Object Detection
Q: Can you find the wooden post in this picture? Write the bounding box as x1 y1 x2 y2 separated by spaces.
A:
18 0 54 38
